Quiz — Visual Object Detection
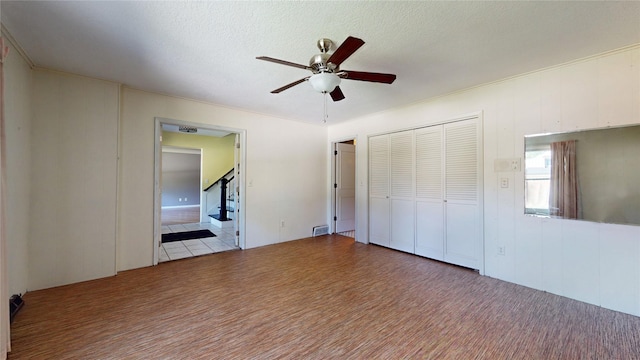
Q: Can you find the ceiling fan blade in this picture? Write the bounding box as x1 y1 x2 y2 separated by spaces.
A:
256 56 311 70
271 77 309 94
330 86 345 102
327 36 365 66
340 70 396 84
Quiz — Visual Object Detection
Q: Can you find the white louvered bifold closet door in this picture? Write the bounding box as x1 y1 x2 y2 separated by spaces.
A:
389 131 415 253
415 127 444 260
369 135 390 247
444 118 481 269
368 117 482 271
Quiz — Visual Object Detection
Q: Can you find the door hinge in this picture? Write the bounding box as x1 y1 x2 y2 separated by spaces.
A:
334 150 337 155
236 230 240 236
334 183 337 188
236 143 240 149
334 216 337 221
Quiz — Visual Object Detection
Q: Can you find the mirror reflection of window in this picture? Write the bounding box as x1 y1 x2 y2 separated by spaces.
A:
549 140 578 219
525 146 551 215
524 124 640 226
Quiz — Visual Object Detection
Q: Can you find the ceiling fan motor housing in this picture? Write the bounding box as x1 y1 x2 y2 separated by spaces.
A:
309 53 337 74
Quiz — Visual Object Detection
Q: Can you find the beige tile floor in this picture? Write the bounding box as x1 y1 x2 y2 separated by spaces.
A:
160 222 239 262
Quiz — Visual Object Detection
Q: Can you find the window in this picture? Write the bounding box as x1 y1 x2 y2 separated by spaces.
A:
525 146 551 215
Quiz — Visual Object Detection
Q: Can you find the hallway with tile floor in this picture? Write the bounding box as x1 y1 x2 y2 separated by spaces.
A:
160 222 239 262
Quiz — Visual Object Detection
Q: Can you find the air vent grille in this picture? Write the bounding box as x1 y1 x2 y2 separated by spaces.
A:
312 225 329 237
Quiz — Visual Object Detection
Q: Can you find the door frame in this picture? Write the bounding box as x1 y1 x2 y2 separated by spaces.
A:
153 117 247 265
330 137 357 238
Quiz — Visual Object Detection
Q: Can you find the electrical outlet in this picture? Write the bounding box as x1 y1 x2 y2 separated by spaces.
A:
178 198 182 202
498 246 506 256
184 197 187 202
500 178 509 188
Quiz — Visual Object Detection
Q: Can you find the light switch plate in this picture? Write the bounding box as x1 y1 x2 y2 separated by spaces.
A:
494 158 521 172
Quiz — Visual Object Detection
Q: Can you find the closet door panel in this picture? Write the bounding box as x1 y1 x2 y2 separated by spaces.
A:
369 135 389 197
390 199 415 253
415 127 444 259
390 131 414 198
370 197 390 247
369 135 390 246
389 131 415 252
416 200 444 260
445 203 480 269
444 119 481 269
445 120 478 204
415 128 443 199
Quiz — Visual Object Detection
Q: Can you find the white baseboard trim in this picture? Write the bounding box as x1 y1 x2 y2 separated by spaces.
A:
161 205 200 209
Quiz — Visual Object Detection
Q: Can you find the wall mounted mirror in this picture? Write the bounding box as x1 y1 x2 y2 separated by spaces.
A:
524 124 640 226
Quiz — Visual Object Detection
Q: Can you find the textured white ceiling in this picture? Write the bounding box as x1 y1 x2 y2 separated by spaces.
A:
2 1 639 124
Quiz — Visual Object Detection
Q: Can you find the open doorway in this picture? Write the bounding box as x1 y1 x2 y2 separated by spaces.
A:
161 147 202 225
154 118 246 265
332 139 356 238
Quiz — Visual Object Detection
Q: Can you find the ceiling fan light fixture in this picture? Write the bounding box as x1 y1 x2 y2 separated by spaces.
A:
309 72 341 93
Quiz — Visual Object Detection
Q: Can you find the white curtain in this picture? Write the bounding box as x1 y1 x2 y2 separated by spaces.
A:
549 140 578 219
0 36 10 358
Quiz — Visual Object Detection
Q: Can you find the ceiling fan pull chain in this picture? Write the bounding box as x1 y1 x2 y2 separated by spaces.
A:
323 92 328 123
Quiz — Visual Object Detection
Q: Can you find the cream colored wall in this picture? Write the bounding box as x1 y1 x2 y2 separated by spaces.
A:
161 131 235 189
29 70 119 290
118 88 328 271
328 45 640 316
3 40 32 296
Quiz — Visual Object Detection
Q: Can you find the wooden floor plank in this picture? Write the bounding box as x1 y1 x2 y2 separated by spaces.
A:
8 235 640 359
161 206 201 225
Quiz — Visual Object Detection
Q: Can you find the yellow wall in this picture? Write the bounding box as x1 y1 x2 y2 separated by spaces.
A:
161 131 235 189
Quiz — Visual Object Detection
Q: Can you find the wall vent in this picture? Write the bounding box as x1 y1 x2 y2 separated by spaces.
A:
312 225 329 237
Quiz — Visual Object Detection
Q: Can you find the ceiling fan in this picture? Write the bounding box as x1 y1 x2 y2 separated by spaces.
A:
256 36 396 102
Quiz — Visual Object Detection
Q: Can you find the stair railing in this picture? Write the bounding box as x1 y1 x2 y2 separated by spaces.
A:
203 168 235 220
218 175 235 221
203 168 234 192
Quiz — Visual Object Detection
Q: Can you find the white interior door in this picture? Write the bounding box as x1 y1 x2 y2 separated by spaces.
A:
335 142 356 233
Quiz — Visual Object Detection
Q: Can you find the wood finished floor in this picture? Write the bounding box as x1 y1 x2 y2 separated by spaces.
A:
9 235 640 359
161 206 201 226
